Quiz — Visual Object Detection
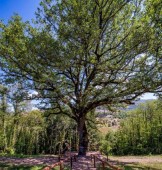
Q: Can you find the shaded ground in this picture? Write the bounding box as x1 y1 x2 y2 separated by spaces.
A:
1 153 162 169
0 152 100 169
0 155 59 166
0 152 112 170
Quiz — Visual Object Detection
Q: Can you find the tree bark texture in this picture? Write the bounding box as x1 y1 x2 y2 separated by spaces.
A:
77 118 89 156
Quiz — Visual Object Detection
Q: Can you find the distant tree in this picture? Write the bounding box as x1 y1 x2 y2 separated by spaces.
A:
0 0 161 155
0 85 8 151
0 85 8 113
7 82 32 114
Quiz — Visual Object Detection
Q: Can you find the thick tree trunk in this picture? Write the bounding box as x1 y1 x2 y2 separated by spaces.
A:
77 118 89 156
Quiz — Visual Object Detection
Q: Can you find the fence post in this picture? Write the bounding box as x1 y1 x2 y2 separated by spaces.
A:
58 155 61 161
94 155 96 168
70 156 73 170
60 162 63 170
102 162 105 170
107 152 108 162
74 155 77 162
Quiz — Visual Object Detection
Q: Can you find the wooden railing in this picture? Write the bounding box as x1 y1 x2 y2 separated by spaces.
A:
42 154 77 170
43 152 122 170
43 160 64 170
91 154 122 170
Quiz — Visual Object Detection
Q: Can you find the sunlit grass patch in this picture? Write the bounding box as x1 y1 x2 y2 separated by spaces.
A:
0 163 43 170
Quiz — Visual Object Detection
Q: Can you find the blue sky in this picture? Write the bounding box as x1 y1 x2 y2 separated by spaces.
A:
0 0 157 100
141 93 157 100
0 0 40 22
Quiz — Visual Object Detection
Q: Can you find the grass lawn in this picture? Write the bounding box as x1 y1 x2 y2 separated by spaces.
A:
97 162 162 170
0 163 43 170
108 155 162 170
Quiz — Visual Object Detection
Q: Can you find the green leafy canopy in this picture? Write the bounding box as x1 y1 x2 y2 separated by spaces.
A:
0 0 161 121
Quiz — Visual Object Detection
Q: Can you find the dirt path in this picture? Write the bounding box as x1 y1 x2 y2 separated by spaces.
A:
0 155 59 166
69 155 96 170
69 152 101 170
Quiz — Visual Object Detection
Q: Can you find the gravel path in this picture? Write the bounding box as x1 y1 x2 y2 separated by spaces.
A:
0 155 59 166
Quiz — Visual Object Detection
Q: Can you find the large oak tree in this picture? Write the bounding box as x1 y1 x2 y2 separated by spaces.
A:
0 0 161 155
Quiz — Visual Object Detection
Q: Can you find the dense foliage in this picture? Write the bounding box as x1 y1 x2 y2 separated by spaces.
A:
0 0 161 155
0 86 100 155
0 108 96 155
102 100 162 155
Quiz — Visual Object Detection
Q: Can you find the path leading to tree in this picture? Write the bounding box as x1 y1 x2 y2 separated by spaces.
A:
61 152 118 170
40 151 121 170
67 155 96 170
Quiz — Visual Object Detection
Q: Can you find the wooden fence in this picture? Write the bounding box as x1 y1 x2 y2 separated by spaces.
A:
42 152 122 170
91 154 122 170
42 154 77 170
